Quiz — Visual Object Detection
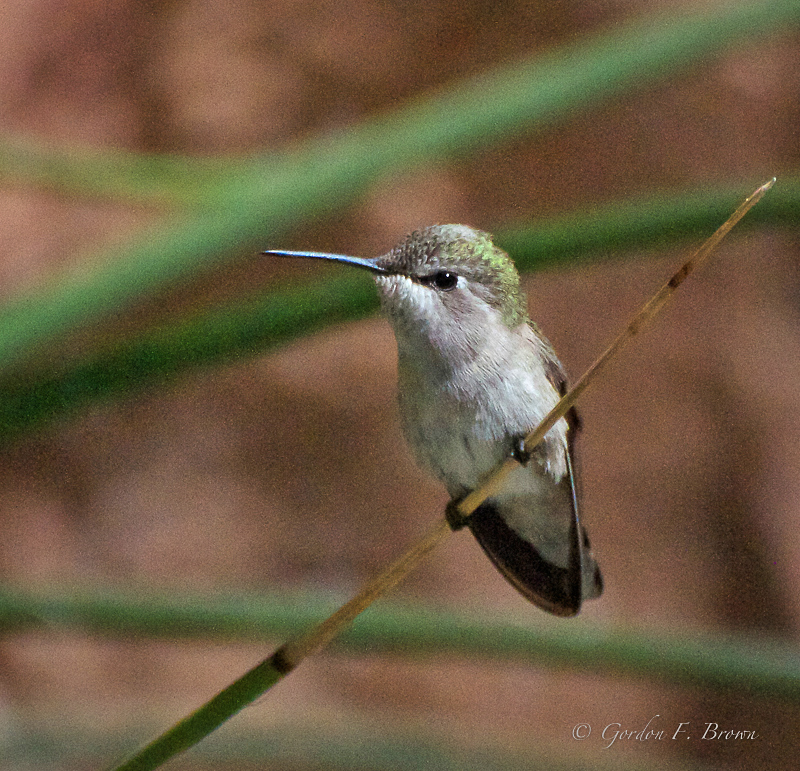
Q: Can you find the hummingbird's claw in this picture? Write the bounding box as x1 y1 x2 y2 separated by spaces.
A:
511 435 531 466
445 500 471 531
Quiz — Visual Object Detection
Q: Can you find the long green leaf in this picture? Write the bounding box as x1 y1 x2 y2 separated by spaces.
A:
3 585 798 703
0 134 240 206
3 721 712 771
0 179 796 443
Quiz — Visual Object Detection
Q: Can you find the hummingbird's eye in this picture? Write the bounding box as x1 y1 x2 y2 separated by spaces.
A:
422 270 458 291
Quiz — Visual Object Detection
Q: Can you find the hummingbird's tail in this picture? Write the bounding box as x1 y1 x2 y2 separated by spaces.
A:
468 500 602 617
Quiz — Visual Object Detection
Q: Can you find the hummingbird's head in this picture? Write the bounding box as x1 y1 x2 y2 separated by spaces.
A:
372 225 528 337
264 225 529 361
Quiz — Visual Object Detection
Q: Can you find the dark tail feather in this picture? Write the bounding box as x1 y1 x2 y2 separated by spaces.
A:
468 499 602 616
468 502 579 616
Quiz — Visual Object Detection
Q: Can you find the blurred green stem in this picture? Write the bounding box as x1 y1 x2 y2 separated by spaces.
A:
0 135 241 206
0 179 795 443
2 585 798 703
2 721 702 771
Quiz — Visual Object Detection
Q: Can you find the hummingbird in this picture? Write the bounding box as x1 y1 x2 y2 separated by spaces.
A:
266 224 602 615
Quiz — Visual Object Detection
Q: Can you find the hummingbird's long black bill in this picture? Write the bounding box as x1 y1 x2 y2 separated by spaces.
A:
263 249 391 274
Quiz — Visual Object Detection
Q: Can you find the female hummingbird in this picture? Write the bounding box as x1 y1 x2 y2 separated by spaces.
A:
266 224 602 615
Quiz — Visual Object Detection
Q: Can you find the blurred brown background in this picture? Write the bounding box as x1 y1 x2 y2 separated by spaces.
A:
1 1 799 769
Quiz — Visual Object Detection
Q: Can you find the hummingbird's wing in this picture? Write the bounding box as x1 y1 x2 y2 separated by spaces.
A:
467 380 602 616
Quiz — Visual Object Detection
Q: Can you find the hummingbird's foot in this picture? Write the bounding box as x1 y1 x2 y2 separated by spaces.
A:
445 499 471 531
511 435 531 466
